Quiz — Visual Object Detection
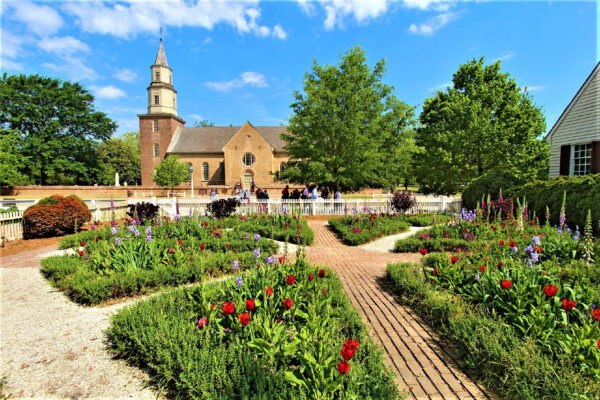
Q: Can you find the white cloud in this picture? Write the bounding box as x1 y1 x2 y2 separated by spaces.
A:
428 81 453 93
9 1 64 36
524 85 544 92
62 1 287 40
0 57 25 72
408 12 458 35
203 37 212 44
490 52 515 63
204 71 268 92
1 29 29 58
113 68 139 83
188 114 204 121
297 0 317 15
92 85 127 99
321 0 390 30
42 56 98 81
403 0 455 11
38 36 89 56
273 24 288 40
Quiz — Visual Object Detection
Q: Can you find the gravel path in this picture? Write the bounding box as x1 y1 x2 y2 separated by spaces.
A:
360 226 428 253
0 248 158 399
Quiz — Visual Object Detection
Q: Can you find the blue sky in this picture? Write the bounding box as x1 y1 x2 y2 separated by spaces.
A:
0 0 596 136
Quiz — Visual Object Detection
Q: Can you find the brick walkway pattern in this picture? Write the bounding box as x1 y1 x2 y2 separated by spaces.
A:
305 221 493 400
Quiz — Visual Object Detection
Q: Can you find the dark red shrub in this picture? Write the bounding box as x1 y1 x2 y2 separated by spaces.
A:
391 191 416 213
24 194 91 238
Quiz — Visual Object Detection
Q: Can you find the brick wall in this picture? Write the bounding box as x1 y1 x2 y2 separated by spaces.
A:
139 115 184 186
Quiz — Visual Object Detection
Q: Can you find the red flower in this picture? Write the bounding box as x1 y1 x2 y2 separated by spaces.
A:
286 275 296 285
222 301 235 315
535 246 542 253
509 241 516 247
178 240 182 245
200 244 205 250
80 242 86 247
238 313 250 326
491 225 497 230
265 287 273 297
340 345 356 361
479 265 486 272
591 309 600 321
501 280 512 289
451 256 458 264
420 248 428 256
217 225 221 228
318 269 326 278
283 298 293 309
226 242 230 247
598 339 600 350
78 250 84 256
321 289 327 294
498 240 505 246
338 361 350 375
345 339 359 352
562 299 577 311
308 274 314 281
497 261 503 267
543 285 558 297
245 299 255 311
279 256 286 264
168 248 175 253
432 269 439 276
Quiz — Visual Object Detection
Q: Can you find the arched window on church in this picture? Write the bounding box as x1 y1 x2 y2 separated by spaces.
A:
153 143 159 157
219 162 225 182
280 162 286 173
154 95 159 105
153 120 158 132
202 162 209 181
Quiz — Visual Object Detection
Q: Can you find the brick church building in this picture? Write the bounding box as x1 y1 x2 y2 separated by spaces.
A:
139 40 290 192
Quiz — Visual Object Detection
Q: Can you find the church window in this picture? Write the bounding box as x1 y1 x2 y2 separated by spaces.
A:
219 162 225 182
202 162 209 181
154 95 159 105
242 153 255 167
153 143 159 157
153 120 158 132
280 162 286 173
155 71 160 81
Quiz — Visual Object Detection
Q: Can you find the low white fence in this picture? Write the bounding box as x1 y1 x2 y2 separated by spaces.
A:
130 196 462 217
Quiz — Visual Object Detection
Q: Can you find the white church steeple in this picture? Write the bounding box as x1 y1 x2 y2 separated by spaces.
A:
147 39 178 116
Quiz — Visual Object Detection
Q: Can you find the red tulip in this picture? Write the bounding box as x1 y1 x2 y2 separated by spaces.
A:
283 298 292 309
344 339 359 352
80 242 86 247
509 241 516 247
591 309 600 321
238 313 250 326
286 275 295 285
222 301 235 315
226 242 230 247
497 261 503 267
543 285 558 297
340 345 356 361
308 274 314 281
562 299 577 311
265 287 273 297
501 280 512 289
451 256 458 264
177 240 182 245
200 244 205 250
535 246 542 253
498 240 504 246
432 269 439 276
597 339 600 350
338 361 350 375
278 256 286 264
78 250 84 256
245 299 255 311
479 265 486 272
318 269 326 278
420 248 427 256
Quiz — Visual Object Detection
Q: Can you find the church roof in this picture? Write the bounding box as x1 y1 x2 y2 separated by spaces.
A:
154 39 168 67
166 125 289 153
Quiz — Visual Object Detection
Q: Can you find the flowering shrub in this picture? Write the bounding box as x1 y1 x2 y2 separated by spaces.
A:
107 259 398 399
222 213 314 245
24 194 91 238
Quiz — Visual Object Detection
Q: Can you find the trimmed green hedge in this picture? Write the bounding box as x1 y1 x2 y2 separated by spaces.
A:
394 237 469 253
386 262 600 400
462 170 523 210
328 215 410 246
518 174 600 235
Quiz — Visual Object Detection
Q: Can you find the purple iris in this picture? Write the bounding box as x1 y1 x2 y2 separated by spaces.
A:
254 234 260 242
532 236 540 246
525 245 533 255
232 260 239 270
512 246 518 254
235 277 243 287
254 249 260 258
115 237 121 245
531 253 539 263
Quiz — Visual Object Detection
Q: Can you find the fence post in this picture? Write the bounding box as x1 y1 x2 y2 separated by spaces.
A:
267 199 271 214
441 196 447 213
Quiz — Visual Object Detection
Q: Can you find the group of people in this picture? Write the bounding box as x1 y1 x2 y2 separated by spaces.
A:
281 184 342 201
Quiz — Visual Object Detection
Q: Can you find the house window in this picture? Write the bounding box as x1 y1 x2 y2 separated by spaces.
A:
202 162 209 181
153 120 158 132
154 95 159 105
219 161 225 182
242 153 255 167
572 143 592 176
279 162 286 173
155 71 160 81
153 143 159 157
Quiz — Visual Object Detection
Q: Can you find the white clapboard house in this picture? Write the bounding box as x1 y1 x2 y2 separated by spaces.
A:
545 62 600 177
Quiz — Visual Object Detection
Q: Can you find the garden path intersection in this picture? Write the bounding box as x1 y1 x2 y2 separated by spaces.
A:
0 222 494 400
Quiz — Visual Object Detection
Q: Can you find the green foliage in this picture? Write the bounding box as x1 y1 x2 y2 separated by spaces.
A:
152 154 190 190
415 57 548 195
328 214 410 246
193 119 215 127
281 46 416 192
462 170 524 210
518 174 600 235
0 206 18 213
0 73 116 185
224 214 314 245
107 260 399 399
386 262 600 400
98 132 141 185
0 130 28 186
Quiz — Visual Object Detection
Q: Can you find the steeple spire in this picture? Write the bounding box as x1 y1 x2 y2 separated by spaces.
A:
154 39 168 67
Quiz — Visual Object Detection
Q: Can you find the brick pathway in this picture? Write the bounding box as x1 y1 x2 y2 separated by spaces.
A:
0 244 58 268
305 221 493 400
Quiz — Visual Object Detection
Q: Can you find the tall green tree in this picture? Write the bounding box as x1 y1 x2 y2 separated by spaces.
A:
415 57 548 195
280 46 415 192
98 132 141 185
0 73 116 185
0 130 28 186
153 155 190 191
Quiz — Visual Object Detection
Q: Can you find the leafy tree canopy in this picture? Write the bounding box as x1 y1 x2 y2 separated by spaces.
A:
153 155 190 191
414 57 548 195
0 130 28 186
194 120 215 127
98 131 141 185
280 46 415 192
0 73 116 185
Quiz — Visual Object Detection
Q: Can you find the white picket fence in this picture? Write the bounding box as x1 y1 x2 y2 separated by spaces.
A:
130 196 462 218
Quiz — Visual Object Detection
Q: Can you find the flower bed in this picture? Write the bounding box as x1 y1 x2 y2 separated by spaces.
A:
107 259 399 399
387 206 600 397
223 214 314 245
328 214 412 246
43 216 281 305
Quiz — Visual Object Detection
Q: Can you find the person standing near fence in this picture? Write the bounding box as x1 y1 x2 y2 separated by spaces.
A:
282 185 290 200
210 187 216 201
302 184 309 199
311 184 319 200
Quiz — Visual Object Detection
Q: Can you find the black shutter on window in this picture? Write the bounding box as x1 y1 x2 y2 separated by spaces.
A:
591 141 600 174
559 145 571 176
